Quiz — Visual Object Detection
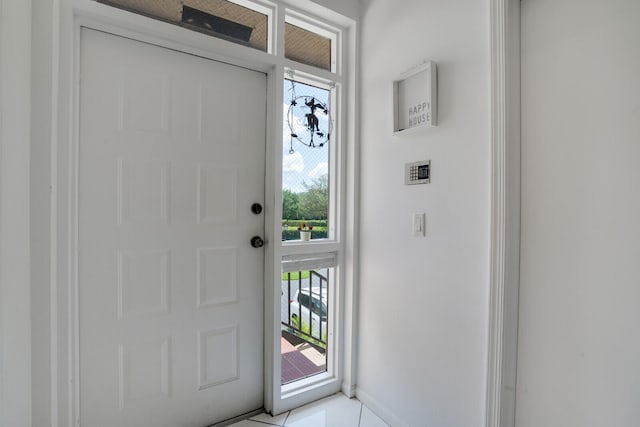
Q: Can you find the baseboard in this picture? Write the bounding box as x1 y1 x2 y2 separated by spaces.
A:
355 388 408 427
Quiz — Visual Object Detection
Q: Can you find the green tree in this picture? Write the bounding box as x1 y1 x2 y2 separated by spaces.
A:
299 175 328 220
282 190 300 220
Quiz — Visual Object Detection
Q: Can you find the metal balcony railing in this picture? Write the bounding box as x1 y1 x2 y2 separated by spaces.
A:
281 270 328 348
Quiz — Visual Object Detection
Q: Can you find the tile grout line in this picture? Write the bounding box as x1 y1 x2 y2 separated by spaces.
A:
250 420 282 426
282 410 291 426
358 402 363 427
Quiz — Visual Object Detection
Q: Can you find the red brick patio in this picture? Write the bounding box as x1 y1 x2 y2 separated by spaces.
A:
281 334 326 384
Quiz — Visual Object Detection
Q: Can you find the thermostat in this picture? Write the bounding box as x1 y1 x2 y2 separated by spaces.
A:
405 160 431 185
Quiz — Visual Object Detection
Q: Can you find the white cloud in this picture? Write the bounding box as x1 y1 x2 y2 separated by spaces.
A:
283 151 305 173
308 162 328 178
284 106 307 139
282 181 305 193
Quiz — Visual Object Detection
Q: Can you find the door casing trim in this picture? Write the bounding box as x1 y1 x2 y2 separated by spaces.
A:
485 1 521 426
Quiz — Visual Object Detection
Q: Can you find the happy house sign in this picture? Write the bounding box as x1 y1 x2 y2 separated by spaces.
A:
407 101 431 128
393 61 438 133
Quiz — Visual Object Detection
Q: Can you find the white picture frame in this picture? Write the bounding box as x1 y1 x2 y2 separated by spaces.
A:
393 61 437 134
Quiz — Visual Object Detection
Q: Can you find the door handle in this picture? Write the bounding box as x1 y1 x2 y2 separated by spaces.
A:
251 203 263 215
250 236 265 248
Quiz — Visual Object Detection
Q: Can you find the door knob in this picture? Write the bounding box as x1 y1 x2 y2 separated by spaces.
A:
250 236 264 248
251 203 263 215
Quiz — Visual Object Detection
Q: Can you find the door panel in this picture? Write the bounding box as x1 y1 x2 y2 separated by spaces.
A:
78 29 266 427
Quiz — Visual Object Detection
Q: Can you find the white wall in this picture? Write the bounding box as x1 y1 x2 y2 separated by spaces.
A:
517 1 640 426
357 1 491 426
0 1 32 426
309 0 359 21
30 0 55 424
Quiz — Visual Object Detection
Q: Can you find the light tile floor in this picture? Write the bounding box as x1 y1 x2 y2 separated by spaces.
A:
229 393 389 427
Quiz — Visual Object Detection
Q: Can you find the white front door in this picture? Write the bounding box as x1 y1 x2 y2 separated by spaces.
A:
78 29 266 427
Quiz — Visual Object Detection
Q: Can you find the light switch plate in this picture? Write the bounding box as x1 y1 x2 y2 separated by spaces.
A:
413 212 426 237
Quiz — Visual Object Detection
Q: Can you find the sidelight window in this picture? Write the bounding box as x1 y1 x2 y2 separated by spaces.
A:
281 78 333 242
280 267 332 384
275 8 345 403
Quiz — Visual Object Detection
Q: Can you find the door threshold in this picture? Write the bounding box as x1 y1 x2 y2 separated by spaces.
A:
208 408 264 427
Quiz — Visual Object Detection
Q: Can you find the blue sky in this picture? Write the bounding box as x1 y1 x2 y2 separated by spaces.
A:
282 80 330 193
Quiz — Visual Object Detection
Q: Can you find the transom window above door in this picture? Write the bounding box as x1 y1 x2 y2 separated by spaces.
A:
95 0 337 73
97 0 271 51
285 22 332 71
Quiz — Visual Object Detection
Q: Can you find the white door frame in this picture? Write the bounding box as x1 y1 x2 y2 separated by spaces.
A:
41 1 358 426
486 1 522 427
47 4 277 425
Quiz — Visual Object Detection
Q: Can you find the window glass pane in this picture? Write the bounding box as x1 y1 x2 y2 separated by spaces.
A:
299 293 309 307
282 79 331 242
285 23 331 71
97 0 268 51
280 268 331 385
